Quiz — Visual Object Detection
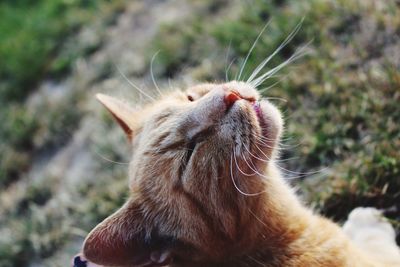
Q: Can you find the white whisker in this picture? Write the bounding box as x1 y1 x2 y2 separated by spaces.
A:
243 142 270 163
258 75 287 94
256 137 298 149
226 57 236 82
234 149 256 176
230 151 266 196
255 132 302 148
115 65 156 101
225 39 232 82
93 149 130 165
255 132 293 142
237 20 271 81
251 42 310 87
247 18 304 84
253 137 276 149
252 142 325 179
241 145 300 182
241 150 271 179
150 50 164 97
262 96 288 102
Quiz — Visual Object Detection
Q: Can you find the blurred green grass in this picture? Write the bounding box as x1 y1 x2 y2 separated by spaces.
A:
0 0 104 103
0 0 123 187
0 1 126 266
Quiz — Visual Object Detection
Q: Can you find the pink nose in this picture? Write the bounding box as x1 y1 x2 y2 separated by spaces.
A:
224 91 241 108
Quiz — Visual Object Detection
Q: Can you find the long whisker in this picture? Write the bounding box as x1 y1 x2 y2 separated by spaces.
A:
237 20 271 81
234 149 256 176
243 152 258 170
244 140 291 163
226 57 237 82
225 39 232 82
115 65 156 101
252 142 325 178
242 140 315 181
244 142 273 163
251 42 310 87
258 75 287 94
241 146 297 182
230 151 266 196
241 149 269 178
254 139 284 150
254 132 293 142
262 96 288 102
256 132 302 148
256 137 299 149
253 137 276 149
247 18 304 84
150 50 164 97
93 149 130 165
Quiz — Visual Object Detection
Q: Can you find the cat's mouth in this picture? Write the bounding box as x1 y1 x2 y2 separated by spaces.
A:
251 101 271 139
250 99 283 153
252 101 263 124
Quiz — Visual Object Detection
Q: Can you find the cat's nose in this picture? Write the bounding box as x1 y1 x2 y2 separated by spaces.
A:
224 91 242 108
224 90 256 108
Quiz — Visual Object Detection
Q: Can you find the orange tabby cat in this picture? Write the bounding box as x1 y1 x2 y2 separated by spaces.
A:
73 81 400 267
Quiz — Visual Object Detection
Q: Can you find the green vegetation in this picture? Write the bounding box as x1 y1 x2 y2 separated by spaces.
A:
0 0 111 103
0 1 127 265
0 91 85 187
0 106 38 186
0 170 128 267
0 0 122 187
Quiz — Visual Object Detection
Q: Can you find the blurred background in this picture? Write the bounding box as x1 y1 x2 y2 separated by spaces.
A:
0 0 399 266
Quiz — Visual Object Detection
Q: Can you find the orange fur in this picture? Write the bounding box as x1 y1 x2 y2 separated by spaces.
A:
79 82 400 267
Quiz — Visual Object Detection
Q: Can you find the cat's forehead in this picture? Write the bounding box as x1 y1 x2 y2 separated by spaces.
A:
186 83 216 98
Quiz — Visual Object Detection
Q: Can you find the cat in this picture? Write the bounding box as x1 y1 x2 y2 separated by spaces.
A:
72 81 400 267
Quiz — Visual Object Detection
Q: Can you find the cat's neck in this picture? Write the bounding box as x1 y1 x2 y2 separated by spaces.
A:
233 164 374 267
174 164 373 267
246 164 313 263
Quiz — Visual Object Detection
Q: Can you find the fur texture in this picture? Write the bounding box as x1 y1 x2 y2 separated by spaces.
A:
74 81 400 267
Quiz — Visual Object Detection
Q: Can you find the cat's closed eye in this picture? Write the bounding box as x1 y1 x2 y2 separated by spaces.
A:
184 139 196 165
185 84 215 102
184 127 214 164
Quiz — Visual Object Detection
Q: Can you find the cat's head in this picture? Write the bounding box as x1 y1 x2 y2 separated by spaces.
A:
81 81 283 266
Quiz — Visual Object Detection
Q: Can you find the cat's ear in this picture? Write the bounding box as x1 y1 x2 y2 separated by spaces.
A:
96 93 138 140
82 199 173 267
